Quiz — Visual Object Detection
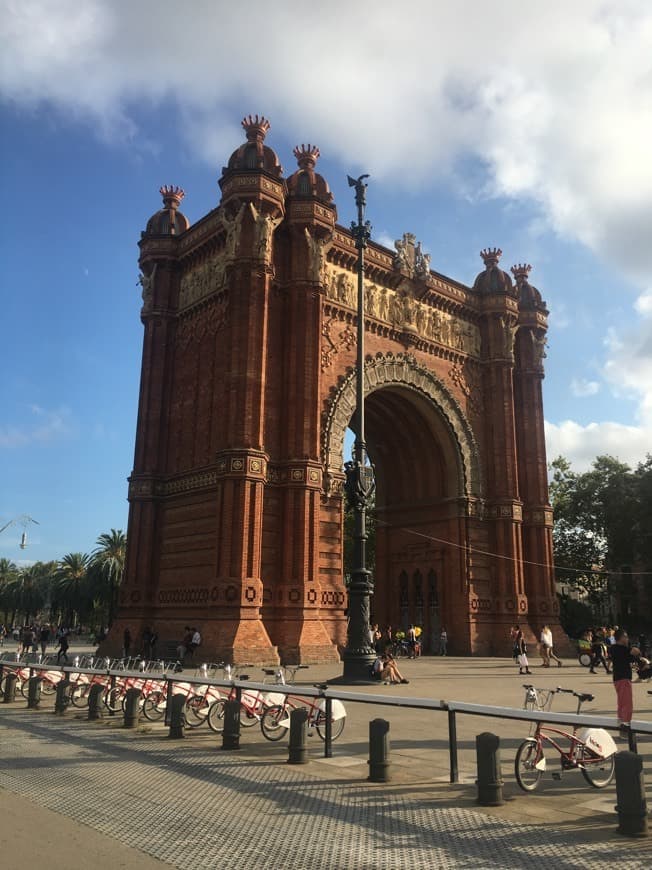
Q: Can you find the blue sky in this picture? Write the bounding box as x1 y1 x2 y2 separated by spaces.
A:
2 1 651 564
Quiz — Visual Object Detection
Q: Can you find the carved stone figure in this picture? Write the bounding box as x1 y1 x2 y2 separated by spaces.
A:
500 316 518 360
249 204 282 260
378 287 389 321
222 203 246 258
138 263 157 311
365 283 378 318
414 241 431 278
531 331 547 366
304 228 332 283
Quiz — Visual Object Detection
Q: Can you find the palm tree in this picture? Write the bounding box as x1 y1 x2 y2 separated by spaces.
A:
54 553 93 628
92 529 126 627
0 558 18 626
17 563 48 623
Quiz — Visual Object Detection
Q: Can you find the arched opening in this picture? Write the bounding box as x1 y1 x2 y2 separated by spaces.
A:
347 384 466 652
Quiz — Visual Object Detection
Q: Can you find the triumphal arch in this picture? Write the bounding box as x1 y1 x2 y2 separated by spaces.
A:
114 115 559 663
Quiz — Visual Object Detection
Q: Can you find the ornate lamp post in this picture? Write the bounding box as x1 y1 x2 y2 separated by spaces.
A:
341 174 376 682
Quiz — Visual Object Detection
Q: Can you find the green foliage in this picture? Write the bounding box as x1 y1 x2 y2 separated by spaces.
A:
550 453 652 626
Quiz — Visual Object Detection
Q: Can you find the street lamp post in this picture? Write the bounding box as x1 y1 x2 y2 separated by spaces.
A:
341 174 376 682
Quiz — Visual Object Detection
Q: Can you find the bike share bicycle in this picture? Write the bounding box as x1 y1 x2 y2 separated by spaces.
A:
515 684 617 791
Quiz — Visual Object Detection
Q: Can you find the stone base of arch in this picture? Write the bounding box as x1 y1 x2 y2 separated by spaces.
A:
264 614 342 665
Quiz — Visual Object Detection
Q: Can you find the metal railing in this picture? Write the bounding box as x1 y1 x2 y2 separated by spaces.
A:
2 657 651 782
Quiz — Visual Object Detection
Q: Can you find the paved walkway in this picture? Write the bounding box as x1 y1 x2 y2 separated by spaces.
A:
1 655 651 868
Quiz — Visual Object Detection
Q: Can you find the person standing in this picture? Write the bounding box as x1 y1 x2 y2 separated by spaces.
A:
515 625 532 675
540 625 562 668
122 627 132 659
439 627 448 656
590 627 610 674
407 625 417 658
39 624 51 658
610 628 640 734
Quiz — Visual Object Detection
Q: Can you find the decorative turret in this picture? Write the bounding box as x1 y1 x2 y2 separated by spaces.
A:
143 185 189 236
473 247 516 296
511 263 546 311
222 114 283 178
287 144 333 204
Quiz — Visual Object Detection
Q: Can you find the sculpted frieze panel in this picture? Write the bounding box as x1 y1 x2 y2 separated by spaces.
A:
177 297 229 351
323 264 480 356
179 252 227 310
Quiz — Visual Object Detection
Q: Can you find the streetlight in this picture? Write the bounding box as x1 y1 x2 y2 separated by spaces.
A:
0 515 39 549
341 174 376 682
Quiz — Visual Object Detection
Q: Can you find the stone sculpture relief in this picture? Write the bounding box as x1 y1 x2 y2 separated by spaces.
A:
250 203 283 260
179 254 226 310
304 228 333 283
323 264 480 355
137 263 157 313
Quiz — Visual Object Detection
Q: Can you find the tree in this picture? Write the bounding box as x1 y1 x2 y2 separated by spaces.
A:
0 558 18 626
92 529 126 628
550 454 652 630
54 553 93 627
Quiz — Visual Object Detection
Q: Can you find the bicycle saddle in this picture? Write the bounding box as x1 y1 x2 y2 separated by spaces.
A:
577 692 594 702
262 668 277 676
314 682 329 691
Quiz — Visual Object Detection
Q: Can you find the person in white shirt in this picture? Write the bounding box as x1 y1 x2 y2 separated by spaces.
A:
540 625 562 668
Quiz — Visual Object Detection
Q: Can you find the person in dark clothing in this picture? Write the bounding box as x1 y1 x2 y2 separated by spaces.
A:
589 628 610 674
123 627 132 659
56 631 69 664
39 624 51 657
609 628 640 732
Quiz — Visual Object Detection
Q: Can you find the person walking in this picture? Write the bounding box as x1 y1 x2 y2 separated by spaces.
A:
439 627 448 656
122 627 132 659
56 631 70 664
540 625 562 668
609 628 640 735
590 627 610 674
515 625 532 675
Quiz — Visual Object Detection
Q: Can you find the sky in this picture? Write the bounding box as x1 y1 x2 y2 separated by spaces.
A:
1 0 652 565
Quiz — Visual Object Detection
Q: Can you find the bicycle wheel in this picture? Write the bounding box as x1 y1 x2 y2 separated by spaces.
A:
240 706 259 727
185 694 210 728
515 739 543 791
206 699 227 733
103 687 124 713
581 749 615 788
315 711 346 741
41 679 57 697
20 677 32 699
69 683 90 707
142 690 166 722
260 704 289 741
578 652 592 667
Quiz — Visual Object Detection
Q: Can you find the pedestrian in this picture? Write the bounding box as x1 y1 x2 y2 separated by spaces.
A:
439 627 448 656
122 627 132 659
56 631 70 664
177 626 193 662
515 625 532 675
589 627 610 674
510 626 519 662
39 624 51 658
609 628 640 735
407 624 417 658
540 625 562 668
141 626 154 660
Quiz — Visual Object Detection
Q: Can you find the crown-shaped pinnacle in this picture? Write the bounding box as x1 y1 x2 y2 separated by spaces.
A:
480 247 502 267
159 185 185 208
511 263 533 282
242 114 271 142
293 144 320 169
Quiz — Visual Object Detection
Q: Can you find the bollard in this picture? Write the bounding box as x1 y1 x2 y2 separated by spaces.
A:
54 679 71 715
476 732 504 806
168 694 186 739
87 683 104 721
368 718 391 783
221 699 241 750
615 751 648 837
3 672 17 703
123 687 141 728
288 708 309 765
27 675 42 709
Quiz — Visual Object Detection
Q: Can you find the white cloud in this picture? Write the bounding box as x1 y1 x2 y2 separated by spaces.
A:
0 405 73 448
570 378 600 397
2 1 652 284
547 292 652 469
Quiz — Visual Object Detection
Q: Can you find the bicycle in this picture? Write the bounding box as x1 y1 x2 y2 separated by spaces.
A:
259 680 346 743
204 663 292 733
515 686 617 792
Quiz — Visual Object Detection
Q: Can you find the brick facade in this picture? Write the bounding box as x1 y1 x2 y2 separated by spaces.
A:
109 116 561 664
